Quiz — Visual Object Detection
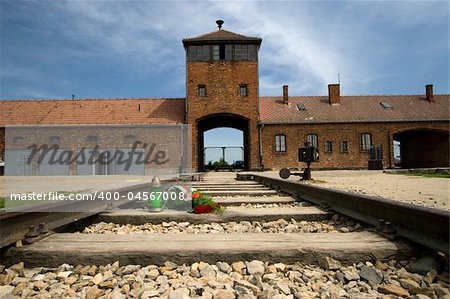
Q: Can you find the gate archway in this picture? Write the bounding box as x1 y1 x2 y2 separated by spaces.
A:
196 113 250 171
393 129 449 168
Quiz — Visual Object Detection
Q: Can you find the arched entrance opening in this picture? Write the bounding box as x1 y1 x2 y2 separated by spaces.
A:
393 129 449 168
196 113 249 171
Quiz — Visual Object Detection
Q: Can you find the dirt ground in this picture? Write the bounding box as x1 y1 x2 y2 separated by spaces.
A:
261 170 450 211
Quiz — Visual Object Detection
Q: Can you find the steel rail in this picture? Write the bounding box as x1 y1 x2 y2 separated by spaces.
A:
0 182 153 249
239 173 449 253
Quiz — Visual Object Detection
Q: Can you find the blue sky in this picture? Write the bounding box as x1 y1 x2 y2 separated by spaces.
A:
1 0 449 163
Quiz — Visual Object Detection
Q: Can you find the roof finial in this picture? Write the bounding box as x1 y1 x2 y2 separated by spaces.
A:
216 20 224 30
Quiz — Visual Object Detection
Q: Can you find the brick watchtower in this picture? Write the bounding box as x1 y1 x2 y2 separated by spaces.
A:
182 20 262 171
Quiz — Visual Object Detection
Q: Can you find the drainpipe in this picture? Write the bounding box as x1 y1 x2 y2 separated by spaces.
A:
258 122 264 171
387 130 392 169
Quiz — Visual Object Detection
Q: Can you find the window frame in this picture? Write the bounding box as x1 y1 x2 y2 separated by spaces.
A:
360 133 372 151
239 84 248 97
325 141 333 153
340 141 349 153
274 134 287 153
307 134 318 148
198 85 206 97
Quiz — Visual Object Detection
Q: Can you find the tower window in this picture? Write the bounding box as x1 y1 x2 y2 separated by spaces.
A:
213 45 226 60
239 84 248 97
198 85 206 97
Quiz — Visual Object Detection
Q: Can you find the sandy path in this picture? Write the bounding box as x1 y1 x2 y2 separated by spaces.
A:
260 170 450 211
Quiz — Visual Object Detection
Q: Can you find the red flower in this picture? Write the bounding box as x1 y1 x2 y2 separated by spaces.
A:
192 192 201 199
194 205 213 214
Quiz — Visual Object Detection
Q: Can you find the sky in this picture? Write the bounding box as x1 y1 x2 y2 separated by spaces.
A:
1 0 449 163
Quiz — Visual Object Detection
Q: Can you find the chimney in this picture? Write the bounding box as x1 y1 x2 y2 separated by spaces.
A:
283 85 289 104
426 84 434 102
328 84 340 105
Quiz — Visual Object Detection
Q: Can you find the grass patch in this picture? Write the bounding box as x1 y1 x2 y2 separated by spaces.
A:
387 172 450 179
0 197 4 209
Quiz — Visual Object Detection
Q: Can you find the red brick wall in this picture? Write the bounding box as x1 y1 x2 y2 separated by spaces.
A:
261 121 449 170
186 60 260 170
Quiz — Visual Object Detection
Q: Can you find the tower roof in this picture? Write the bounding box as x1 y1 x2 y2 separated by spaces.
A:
183 29 262 46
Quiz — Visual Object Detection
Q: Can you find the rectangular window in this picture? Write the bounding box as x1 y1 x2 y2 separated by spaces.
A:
198 85 206 97
239 84 248 97
213 45 220 60
307 134 318 148
202 45 209 61
225 44 233 60
235 44 249 60
325 141 333 152
188 45 197 61
275 134 286 152
340 141 349 153
360 133 372 151
248 44 256 61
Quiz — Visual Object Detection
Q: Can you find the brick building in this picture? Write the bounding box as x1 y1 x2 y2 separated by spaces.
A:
1 22 449 174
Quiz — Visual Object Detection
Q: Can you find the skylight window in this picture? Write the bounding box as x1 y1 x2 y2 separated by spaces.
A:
380 102 393 109
296 103 306 110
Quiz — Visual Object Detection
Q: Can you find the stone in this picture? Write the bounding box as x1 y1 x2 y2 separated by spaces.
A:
92 273 103 285
12 282 27 295
234 279 260 294
65 276 78 285
11 276 29 286
340 227 350 233
231 261 246 274
122 265 140 275
57 271 73 279
213 289 235 299
378 284 410 297
200 266 216 278
9 262 24 274
343 269 360 281
411 295 432 299
34 280 49 291
141 290 160 298
87 265 97 276
164 261 179 269
276 282 291 295
399 278 421 291
0 271 16 286
335 271 345 283
359 266 383 285
169 290 190 299
273 263 286 272
148 268 160 280
410 258 440 275
423 269 438 285
318 256 341 270
0 285 14 297
247 260 265 276
374 260 388 271
86 286 102 299
216 262 232 274
430 283 450 297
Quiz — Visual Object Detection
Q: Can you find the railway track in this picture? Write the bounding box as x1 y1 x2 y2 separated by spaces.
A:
0 172 448 298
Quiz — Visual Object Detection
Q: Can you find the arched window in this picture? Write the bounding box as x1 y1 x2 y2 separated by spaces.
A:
275 134 286 152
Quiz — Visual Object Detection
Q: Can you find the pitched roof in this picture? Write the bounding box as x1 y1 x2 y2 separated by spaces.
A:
183 29 262 45
260 95 450 124
0 98 185 126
